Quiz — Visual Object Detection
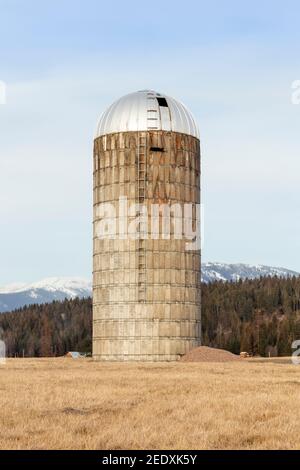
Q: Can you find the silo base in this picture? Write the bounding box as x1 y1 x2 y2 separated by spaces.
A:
93 355 182 362
92 336 201 362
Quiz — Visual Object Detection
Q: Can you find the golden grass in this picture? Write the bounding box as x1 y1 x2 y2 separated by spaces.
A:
0 357 299 450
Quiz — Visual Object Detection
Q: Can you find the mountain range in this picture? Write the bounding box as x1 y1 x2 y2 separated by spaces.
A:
200 262 299 283
0 278 92 313
0 263 299 313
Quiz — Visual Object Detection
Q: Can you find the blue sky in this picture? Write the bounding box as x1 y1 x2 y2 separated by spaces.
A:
0 0 300 284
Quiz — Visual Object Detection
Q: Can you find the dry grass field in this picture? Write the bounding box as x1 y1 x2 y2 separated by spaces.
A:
0 357 299 450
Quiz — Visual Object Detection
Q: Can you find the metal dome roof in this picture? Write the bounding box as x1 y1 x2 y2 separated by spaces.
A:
95 90 200 139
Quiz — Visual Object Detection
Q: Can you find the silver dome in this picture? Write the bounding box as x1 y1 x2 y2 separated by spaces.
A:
95 90 200 139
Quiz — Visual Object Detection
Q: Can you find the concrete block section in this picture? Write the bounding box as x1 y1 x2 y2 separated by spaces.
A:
93 128 201 361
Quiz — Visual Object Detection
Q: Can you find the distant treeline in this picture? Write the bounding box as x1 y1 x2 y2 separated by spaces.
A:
1 276 300 357
0 298 92 357
202 276 300 356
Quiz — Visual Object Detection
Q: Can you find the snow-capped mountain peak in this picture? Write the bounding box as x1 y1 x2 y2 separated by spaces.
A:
0 277 91 295
0 264 299 313
0 277 92 313
26 277 91 295
201 262 299 283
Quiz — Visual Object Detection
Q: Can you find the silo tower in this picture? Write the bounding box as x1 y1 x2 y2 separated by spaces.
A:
93 90 201 361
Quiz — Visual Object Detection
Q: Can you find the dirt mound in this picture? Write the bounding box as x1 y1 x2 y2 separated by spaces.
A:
180 346 241 362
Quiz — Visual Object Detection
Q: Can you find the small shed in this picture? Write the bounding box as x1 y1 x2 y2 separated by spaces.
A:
65 351 86 359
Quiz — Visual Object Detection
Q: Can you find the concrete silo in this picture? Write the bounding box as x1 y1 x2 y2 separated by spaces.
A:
93 90 201 361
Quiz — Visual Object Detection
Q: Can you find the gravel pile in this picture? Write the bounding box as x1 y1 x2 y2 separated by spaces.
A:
180 346 241 362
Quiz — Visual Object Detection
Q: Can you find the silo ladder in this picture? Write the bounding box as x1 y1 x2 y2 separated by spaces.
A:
137 132 147 302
